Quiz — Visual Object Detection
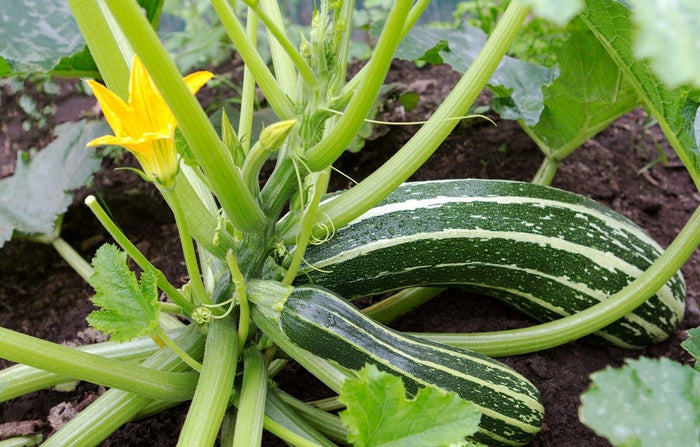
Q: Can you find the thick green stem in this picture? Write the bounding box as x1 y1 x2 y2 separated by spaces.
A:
242 0 317 91
282 0 531 242
66 0 130 96
330 0 430 108
332 0 355 95
42 326 205 447
211 0 296 119
413 204 700 357
304 0 412 170
178 319 238 446
162 188 210 306
0 327 197 401
531 156 560 186
283 169 331 284
226 250 250 346
258 0 298 97
169 167 236 259
363 287 446 324
232 348 267 446
239 11 258 154
263 419 325 447
0 328 187 403
102 0 266 232
263 387 336 446
273 388 348 443
0 435 42 446
50 237 93 283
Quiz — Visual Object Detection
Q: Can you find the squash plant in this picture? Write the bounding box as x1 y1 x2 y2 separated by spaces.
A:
1 0 699 446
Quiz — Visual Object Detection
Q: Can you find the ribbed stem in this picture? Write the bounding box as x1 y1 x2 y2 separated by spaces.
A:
161 188 210 306
65 0 130 96
0 328 187 403
363 287 445 324
231 348 267 446
178 319 238 446
0 327 197 401
43 326 204 447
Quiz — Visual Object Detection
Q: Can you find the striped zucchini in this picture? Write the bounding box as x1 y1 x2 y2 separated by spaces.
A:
271 284 544 446
291 179 686 349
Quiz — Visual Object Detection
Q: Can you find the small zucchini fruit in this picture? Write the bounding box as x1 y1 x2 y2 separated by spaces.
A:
270 284 544 446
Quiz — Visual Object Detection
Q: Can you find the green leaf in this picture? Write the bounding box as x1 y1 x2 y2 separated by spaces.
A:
580 0 700 188
395 25 558 125
50 46 100 79
339 364 481 447
522 21 639 157
522 0 584 26
627 0 700 89
87 244 161 342
682 327 700 366
0 120 107 247
579 357 700 447
0 0 86 75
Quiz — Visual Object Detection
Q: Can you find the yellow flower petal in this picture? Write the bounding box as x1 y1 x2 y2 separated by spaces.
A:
184 71 215 95
127 55 174 138
86 80 131 138
88 54 213 188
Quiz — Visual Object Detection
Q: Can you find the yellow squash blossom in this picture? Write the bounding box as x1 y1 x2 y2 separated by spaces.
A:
87 55 213 188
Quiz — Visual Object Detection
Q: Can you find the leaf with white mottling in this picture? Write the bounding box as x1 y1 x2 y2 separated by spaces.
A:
0 120 107 247
0 0 85 74
580 357 700 447
396 25 558 126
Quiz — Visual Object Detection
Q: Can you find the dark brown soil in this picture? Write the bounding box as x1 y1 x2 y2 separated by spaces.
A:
1 58 699 446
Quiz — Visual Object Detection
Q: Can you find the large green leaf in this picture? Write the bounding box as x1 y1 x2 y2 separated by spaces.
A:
522 21 638 157
0 120 107 247
0 0 163 78
0 0 85 75
580 357 700 447
87 244 160 342
395 25 558 126
339 364 482 447
627 0 700 89
580 0 700 188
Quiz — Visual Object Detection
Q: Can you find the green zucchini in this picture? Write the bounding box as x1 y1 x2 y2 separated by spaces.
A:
291 179 686 349
267 284 544 446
